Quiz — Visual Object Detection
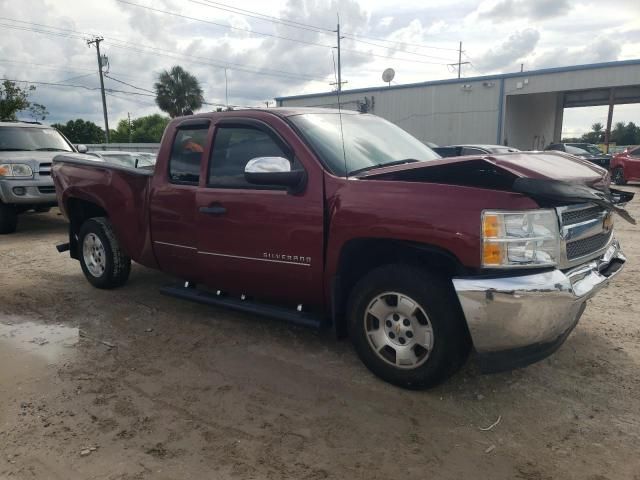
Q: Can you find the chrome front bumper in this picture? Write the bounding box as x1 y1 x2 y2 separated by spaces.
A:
452 239 626 372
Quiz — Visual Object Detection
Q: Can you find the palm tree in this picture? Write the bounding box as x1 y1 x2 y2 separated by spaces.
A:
154 66 204 118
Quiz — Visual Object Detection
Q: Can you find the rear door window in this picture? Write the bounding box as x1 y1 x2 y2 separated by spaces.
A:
169 128 208 184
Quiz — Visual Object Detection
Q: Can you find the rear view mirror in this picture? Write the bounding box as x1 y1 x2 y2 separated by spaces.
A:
76 144 88 153
244 157 306 193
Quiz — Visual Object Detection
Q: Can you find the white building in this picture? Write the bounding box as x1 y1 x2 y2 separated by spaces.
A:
276 59 640 150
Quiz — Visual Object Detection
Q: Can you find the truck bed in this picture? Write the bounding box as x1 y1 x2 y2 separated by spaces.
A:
52 154 156 266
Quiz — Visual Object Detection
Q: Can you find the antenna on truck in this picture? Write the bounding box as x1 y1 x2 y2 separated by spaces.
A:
331 46 348 179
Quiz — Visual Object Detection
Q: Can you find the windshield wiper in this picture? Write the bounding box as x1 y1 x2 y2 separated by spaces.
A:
349 158 420 176
35 147 70 151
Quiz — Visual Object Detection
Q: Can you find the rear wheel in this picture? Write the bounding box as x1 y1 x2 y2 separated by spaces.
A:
612 167 627 185
347 264 470 389
78 217 131 289
0 203 18 234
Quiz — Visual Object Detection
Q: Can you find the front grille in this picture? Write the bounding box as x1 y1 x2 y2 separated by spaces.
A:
38 186 56 194
566 232 611 260
39 163 52 176
562 206 602 225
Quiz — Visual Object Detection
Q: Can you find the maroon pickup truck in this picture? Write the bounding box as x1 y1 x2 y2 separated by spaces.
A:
52 108 632 389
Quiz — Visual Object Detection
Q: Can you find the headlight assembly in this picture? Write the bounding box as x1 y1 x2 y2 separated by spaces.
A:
481 209 560 268
0 163 34 177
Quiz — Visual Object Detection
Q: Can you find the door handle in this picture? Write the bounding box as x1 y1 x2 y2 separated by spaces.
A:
199 204 227 215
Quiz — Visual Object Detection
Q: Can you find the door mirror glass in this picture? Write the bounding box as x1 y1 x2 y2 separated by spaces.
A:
244 156 306 192
76 144 88 153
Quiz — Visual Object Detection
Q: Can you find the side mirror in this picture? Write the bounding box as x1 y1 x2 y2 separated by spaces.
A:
76 144 88 153
244 157 306 193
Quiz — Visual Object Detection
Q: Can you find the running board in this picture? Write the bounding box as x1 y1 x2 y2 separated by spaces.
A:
160 285 323 329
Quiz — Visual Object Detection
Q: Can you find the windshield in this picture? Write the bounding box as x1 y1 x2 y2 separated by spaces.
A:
289 113 440 176
571 144 603 155
0 127 73 152
565 145 590 155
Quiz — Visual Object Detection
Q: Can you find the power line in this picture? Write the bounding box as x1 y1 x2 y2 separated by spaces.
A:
0 17 326 82
105 91 156 107
116 0 335 49
104 74 155 94
115 1 450 65
341 33 460 52
0 77 156 97
186 0 332 34
181 0 457 58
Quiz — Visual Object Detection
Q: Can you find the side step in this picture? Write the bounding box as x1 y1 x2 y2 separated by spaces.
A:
160 285 323 329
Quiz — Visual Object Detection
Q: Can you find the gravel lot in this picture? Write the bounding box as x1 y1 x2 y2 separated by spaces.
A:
1 187 640 480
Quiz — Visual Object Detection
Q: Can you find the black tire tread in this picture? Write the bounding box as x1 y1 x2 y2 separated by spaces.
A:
78 217 131 289
347 264 470 389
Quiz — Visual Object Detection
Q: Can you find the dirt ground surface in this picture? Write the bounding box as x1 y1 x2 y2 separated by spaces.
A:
1 187 640 480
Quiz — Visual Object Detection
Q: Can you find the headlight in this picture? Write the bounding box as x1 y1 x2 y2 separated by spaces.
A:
0 164 34 177
481 209 560 268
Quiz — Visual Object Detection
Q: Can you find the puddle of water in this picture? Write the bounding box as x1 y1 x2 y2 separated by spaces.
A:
0 316 79 383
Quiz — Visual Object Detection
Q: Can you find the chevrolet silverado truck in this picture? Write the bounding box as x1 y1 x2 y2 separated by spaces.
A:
0 121 85 234
51 108 632 389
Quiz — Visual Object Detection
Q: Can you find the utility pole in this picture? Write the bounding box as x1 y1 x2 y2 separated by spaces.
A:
336 21 342 92
448 41 470 79
127 112 132 143
87 36 109 143
224 68 229 109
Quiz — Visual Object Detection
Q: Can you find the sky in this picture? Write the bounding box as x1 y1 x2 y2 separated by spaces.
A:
0 0 638 138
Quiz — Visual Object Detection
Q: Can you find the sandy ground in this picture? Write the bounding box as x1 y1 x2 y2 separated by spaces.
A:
1 188 640 480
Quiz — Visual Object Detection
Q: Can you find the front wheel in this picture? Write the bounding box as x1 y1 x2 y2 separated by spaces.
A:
612 167 627 185
348 264 471 389
78 217 131 289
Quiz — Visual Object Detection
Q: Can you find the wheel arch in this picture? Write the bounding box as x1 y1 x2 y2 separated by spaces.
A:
330 237 468 337
64 197 109 259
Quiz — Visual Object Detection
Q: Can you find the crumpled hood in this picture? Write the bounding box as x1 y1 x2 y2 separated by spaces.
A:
359 151 607 184
358 151 635 223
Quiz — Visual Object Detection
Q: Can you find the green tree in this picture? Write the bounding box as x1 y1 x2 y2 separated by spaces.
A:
0 80 48 121
51 119 105 144
110 114 170 143
581 122 604 144
154 66 204 118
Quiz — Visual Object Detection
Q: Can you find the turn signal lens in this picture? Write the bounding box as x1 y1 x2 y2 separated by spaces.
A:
482 214 501 238
482 243 504 266
0 164 10 176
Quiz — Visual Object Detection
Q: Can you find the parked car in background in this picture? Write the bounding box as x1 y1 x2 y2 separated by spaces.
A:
0 121 78 234
52 108 630 389
545 143 611 169
87 151 156 169
610 145 640 185
432 144 520 158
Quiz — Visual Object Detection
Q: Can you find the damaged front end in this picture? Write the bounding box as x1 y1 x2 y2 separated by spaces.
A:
360 152 633 373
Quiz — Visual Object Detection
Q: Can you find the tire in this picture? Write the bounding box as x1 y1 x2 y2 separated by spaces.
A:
78 217 131 289
0 203 18 234
612 167 627 185
347 264 471 389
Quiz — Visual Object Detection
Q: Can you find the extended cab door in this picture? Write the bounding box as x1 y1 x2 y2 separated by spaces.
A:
149 119 212 280
194 117 325 306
